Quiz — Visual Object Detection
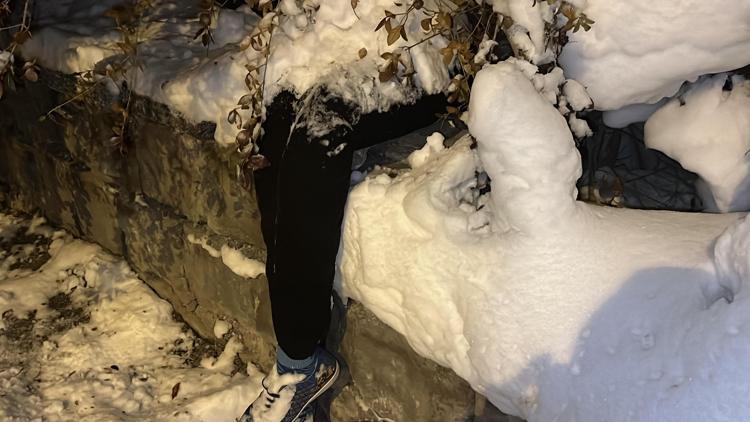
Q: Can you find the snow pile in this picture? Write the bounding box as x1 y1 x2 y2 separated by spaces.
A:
339 61 750 421
559 0 750 111
20 0 452 144
0 212 264 421
467 61 582 233
266 0 449 113
645 74 750 212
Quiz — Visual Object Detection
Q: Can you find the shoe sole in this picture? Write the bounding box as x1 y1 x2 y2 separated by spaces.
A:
289 360 340 421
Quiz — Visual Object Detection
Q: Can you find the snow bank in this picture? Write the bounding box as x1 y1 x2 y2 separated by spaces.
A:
645 74 750 212
559 0 750 111
0 213 264 421
339 62 750 421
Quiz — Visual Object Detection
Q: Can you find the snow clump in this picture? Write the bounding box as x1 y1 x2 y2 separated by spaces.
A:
645 74 750 212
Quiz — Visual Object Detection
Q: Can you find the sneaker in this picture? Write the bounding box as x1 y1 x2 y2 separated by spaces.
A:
240 348 340 422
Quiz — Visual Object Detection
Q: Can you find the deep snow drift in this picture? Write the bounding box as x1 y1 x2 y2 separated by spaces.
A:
559 0 750 112
339 62 750 421
0 212 263 421
645 74 750 213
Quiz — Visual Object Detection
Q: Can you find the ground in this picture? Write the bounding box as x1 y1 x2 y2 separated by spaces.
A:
0 210 263 421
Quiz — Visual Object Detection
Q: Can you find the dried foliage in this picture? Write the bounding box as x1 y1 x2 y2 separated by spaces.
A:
194 0 217 49
0 0 33 99
229 0 280 185
369 0 593 119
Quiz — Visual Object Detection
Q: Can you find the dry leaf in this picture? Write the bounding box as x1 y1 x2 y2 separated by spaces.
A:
387 26 401 45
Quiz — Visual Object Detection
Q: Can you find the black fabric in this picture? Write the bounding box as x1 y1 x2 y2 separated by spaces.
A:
255 90 446 359
577 114 704 211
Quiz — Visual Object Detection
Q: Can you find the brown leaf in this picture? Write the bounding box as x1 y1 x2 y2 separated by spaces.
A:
435 12 453 31
249 154 271 171
236 129 252 149
420 18 431 32
441 47 454 65
171 382 181 400
23 68 38 82
379 67 394 82
13 30 31 45
375 17 388 32
351 0 358 10
237 94 254 106
227 109 240 126
399 26 408 42
387 26 401 45
358 48 367 59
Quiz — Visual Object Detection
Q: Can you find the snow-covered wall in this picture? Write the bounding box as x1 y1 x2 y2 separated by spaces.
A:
19 0 450 145
340 62 750 421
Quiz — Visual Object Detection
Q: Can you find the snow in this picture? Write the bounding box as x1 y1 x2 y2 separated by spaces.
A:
562 80 592 112
247 369 305 422
559 0 750 111
220 245 265 279
0 212 265 421
187 234 264 279
488 0 555 64
407 132 445 169
213 319 231 339
265 0 449 112
20 0 451 145
339 61 750 421
645 74 750 212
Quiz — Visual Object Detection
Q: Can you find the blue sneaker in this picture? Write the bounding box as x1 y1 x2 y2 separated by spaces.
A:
240 348 339 422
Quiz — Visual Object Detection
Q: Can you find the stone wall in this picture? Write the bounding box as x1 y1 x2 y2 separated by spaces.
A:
0 70 514 421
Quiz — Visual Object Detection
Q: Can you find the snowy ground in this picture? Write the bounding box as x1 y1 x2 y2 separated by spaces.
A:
0 211 263 421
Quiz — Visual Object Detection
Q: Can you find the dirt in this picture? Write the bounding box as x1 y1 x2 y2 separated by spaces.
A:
2 232 52 272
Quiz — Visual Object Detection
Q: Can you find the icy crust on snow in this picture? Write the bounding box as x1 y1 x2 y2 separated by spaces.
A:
0 213 265 421
645 74 750 213
339 62 750 421
559 0 750 111
20 0 451 144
